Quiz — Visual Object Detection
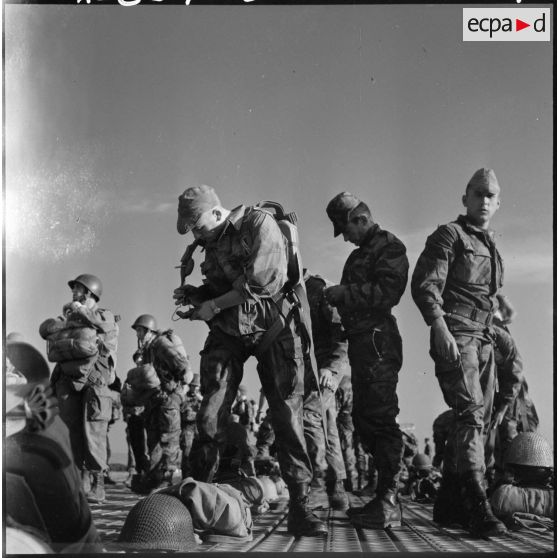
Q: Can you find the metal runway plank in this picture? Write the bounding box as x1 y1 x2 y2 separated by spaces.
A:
92 481 556 553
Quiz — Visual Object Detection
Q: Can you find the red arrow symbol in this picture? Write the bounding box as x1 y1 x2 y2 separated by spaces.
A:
516 19 530 31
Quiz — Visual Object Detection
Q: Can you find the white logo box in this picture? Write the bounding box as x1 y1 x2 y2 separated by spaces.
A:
463 8 551 42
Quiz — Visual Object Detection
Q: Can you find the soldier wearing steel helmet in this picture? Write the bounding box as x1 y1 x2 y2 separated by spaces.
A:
172 185 326 537
39 273 119 504
130 313 193 491
411 169 507 537
324 192 409 529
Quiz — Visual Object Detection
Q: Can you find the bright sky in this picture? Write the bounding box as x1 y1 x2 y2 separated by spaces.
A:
4 3 554 458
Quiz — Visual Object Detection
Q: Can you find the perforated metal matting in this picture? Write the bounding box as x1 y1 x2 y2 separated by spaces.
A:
92 482 555 553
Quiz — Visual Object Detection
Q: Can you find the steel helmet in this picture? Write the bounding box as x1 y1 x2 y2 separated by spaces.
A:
504 432 553 469
68 274 103 301
412 453 432 471
118 493 197 552
131 314 158 332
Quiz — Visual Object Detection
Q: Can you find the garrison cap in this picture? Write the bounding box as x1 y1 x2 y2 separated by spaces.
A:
326 192 363 237
466 168 500 194
177 185 221 235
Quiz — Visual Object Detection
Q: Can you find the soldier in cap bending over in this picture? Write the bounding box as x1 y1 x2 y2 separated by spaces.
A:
325 192 409 528
411 168 507 537
39 273 119 504
173 185 326 537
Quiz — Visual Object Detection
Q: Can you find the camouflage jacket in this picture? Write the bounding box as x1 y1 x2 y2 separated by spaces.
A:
493 323 524 407
304 272 348 375
411 215 504 331
338 223 409 333
141 330 191 386
199 205 291 338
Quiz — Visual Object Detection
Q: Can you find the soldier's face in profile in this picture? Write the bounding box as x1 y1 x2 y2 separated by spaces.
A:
191 209 222 241
71 283 88 303
462 184 500 228
342 217 365 246
135 326 148 343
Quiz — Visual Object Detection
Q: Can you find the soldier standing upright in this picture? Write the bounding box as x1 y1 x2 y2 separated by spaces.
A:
324 192 408 528
411 168 507 536
40 274 119 504
180 373 202 479
173 185 326 537
131 314 193 490
303 269 350 510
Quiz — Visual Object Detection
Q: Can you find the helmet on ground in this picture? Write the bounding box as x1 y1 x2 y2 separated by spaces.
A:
412 453 432 471
505 432 553 469
189 373 200 387
68 274 103 301
131 314 158 332
118 493 197 552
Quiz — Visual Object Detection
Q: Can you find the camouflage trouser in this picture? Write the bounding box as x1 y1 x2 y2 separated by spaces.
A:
180 422 197 478
54 377 111 472
126 413 149 474
347 320 404 491
191 326 312 486
338 420 358 487
146 390 183 476
303 387 346 481
431 332 496 475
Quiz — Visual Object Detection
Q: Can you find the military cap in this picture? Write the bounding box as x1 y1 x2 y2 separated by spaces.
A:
177 185 221 235
466 168 500 194
326 192 363 237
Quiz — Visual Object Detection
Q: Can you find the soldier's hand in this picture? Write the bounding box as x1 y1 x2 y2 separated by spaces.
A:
189 300 214 322
319 369 339 392
432 317 459 363
324 285 345 307
497 295 517 325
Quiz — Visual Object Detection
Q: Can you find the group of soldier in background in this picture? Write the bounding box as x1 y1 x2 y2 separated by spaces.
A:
5 167 554 548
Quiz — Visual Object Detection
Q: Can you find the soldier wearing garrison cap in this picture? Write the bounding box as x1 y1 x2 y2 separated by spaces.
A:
411 168 507 537
324 191 409 529
173 185 326 537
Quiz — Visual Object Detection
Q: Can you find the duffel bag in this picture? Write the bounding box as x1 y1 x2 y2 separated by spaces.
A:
126 364 161 391
158 477 253 542
47 325 98 363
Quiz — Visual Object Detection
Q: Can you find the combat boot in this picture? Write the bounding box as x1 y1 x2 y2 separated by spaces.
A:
307 476 330 510
327 480 349 510
462 471 507 537
433 470 466 526
287 482 328 537
87 471 106 504
81 469 92 495
349 488 402 529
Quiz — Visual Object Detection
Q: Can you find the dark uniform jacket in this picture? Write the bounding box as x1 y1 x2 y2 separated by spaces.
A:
338 223 408 334
411 215 504 333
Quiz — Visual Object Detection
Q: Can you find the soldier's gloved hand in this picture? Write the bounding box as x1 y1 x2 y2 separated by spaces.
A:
174 285 196 306
324 285 346 307
319 369 339 392
432 317 459 363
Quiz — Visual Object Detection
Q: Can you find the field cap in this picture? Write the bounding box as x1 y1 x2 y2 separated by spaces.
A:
177 185 221 235
467 168 500 194
326 192 362 237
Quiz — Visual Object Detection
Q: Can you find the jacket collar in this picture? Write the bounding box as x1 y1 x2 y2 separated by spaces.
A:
457 214 495 240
